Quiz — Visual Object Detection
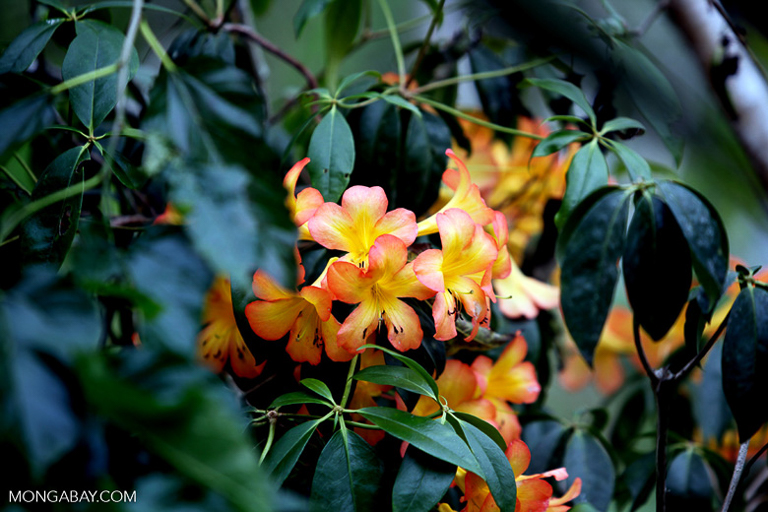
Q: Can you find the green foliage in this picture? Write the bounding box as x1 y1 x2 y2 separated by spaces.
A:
563 430 615 511
0 19 65 75
392 449 456 512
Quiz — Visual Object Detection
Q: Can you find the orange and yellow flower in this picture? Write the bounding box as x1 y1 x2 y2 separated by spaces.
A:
245 269 353 365
198 276 265 378
327 234 435 352
283 157 324 241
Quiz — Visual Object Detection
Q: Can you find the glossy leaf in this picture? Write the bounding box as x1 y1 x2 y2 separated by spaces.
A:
605 140 651 182
656 180 728 311
300 378 336 404
599 117 645 136
0 94 57 161
521 420 569 475
382 95 422 117
353 365 436 399
722 285 768 441
562 430 615 512
335 70 381 98
462 422 517 511
310 430 385 511
623 194 691 340
400 110 450 216
20 146 90 266
294 0 333 37
270 391 334 409
307 106 355 203
358 344 439 401
469 46 518 128
622 452 655 512
392 448 456 512
532 129 588 158
62 20 139 128
453 412 506 452
357 407 482 474
263 418 324 486
527 77 596 125
0 19 65 75
349 100 401 194
560 189 631 365
691 343 732 443
666 449 715 509
555 139 609 231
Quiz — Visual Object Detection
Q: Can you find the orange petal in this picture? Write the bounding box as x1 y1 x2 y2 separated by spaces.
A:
337 298 380 352
299 285 333 322
322 315 356 362
437 360 478 408
295 187 324 226
413 249 446 293
374 207 418 247
228 334 266 378
285 306 324 365
308 202 356 252
342 185 388 226
381 295 424 352
516 478 553 512
245 297 304 340
548 477 582 508
327 260 375 304
252 269 293 301
506 439 531 477
432 291 458 341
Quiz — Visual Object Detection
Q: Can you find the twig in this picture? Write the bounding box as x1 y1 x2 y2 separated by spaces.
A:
375 0 406 85
406 0 446 87
742 441 768 483
633 317 660 387
631 0 670 37
413 57 554 95
721 441 750 512
672 310 730 381
222 23 318 89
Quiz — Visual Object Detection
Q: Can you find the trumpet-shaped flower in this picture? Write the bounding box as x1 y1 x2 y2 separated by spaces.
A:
488 211 512 280
417 149 496 236
446 439 581 512
414 208 498 341
198 276 265 378
245 269 353 365
327 234 434 352
308 186 418 266
472 333 541 405
283 157 324 241
494 259 559 320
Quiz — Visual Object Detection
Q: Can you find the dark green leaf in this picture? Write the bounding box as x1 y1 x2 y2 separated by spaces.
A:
20 146 90 266
622 452 655 511
722 285 768 441
555 186 619 263
310 430 385 511
359 344 439 401
563 430 615 511
666 449 715 509
62 19 139 128
335 70 381 98
560 189 631 365
392 448 456 512
357 407 482 474
169 162 296 290
469 46 518 128
307 106 355 202
324 0 361 64
657 181 728 311
452 412 506 452
605 140 651 182
683 287 708 357
623 194 691 340
168 28 236 65
300 378 336 404
263 418 324 486
382 95 422 116
462 422 517 511
128 234 213 354
532 129 588 158
0 19 65 75
354 365 436 399
294 0 333 37
399 110 450 216
527 77 596 125
106 143 149 189
691 343 732 444
555 139 609 231
0 94 57 161
349 100 401 196
521 420 568 474
270 392 333 409
599 117 645 135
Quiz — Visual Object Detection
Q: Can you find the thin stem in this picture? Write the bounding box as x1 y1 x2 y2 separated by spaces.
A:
721 441 750 512
50 63 120 94
743 441 768 477
258 421 276 465
340 354 360 409
672 310 730 381
215 0 224 20
222 23 318 89
406 0 445 87
631 0 670 37
0 235 19 248
415 95 543 139
13 152 37 184
180 0 210 23
655 385 669 512
345 420 383 430
140 20 177 72
375 0 406 85
0 165 32 194
633 316 660 387
413 57 554 95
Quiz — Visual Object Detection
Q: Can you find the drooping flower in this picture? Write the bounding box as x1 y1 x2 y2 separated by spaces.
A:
308 185 418 266
447 438 581 512
416 149 496 237
283 157 324 241
198 276 265 378
471 333 541 406
413 208 498 341
327 234 434 352
244 269 353 365
493 258 559 320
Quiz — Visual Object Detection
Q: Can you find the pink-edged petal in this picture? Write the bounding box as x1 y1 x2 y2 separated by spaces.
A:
432 291 458 341
413 249 446 293
368 234 409 279
381 296 424 352
516 478 552 512
506 438 532 477
283 157 311 214
495 261 559 319
327 260 375 304
299 285 333 322
322 315 356 362
252 269 293 301
341 185 388 225
294 187 324 226
492 246 512 280
548 477 582 508
387 261 436 301
308 202 355 252
455 398 497 424
373 207 418 247
488 361 541 404
337 299 380 352
245 298 304 340
471 355 492 394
